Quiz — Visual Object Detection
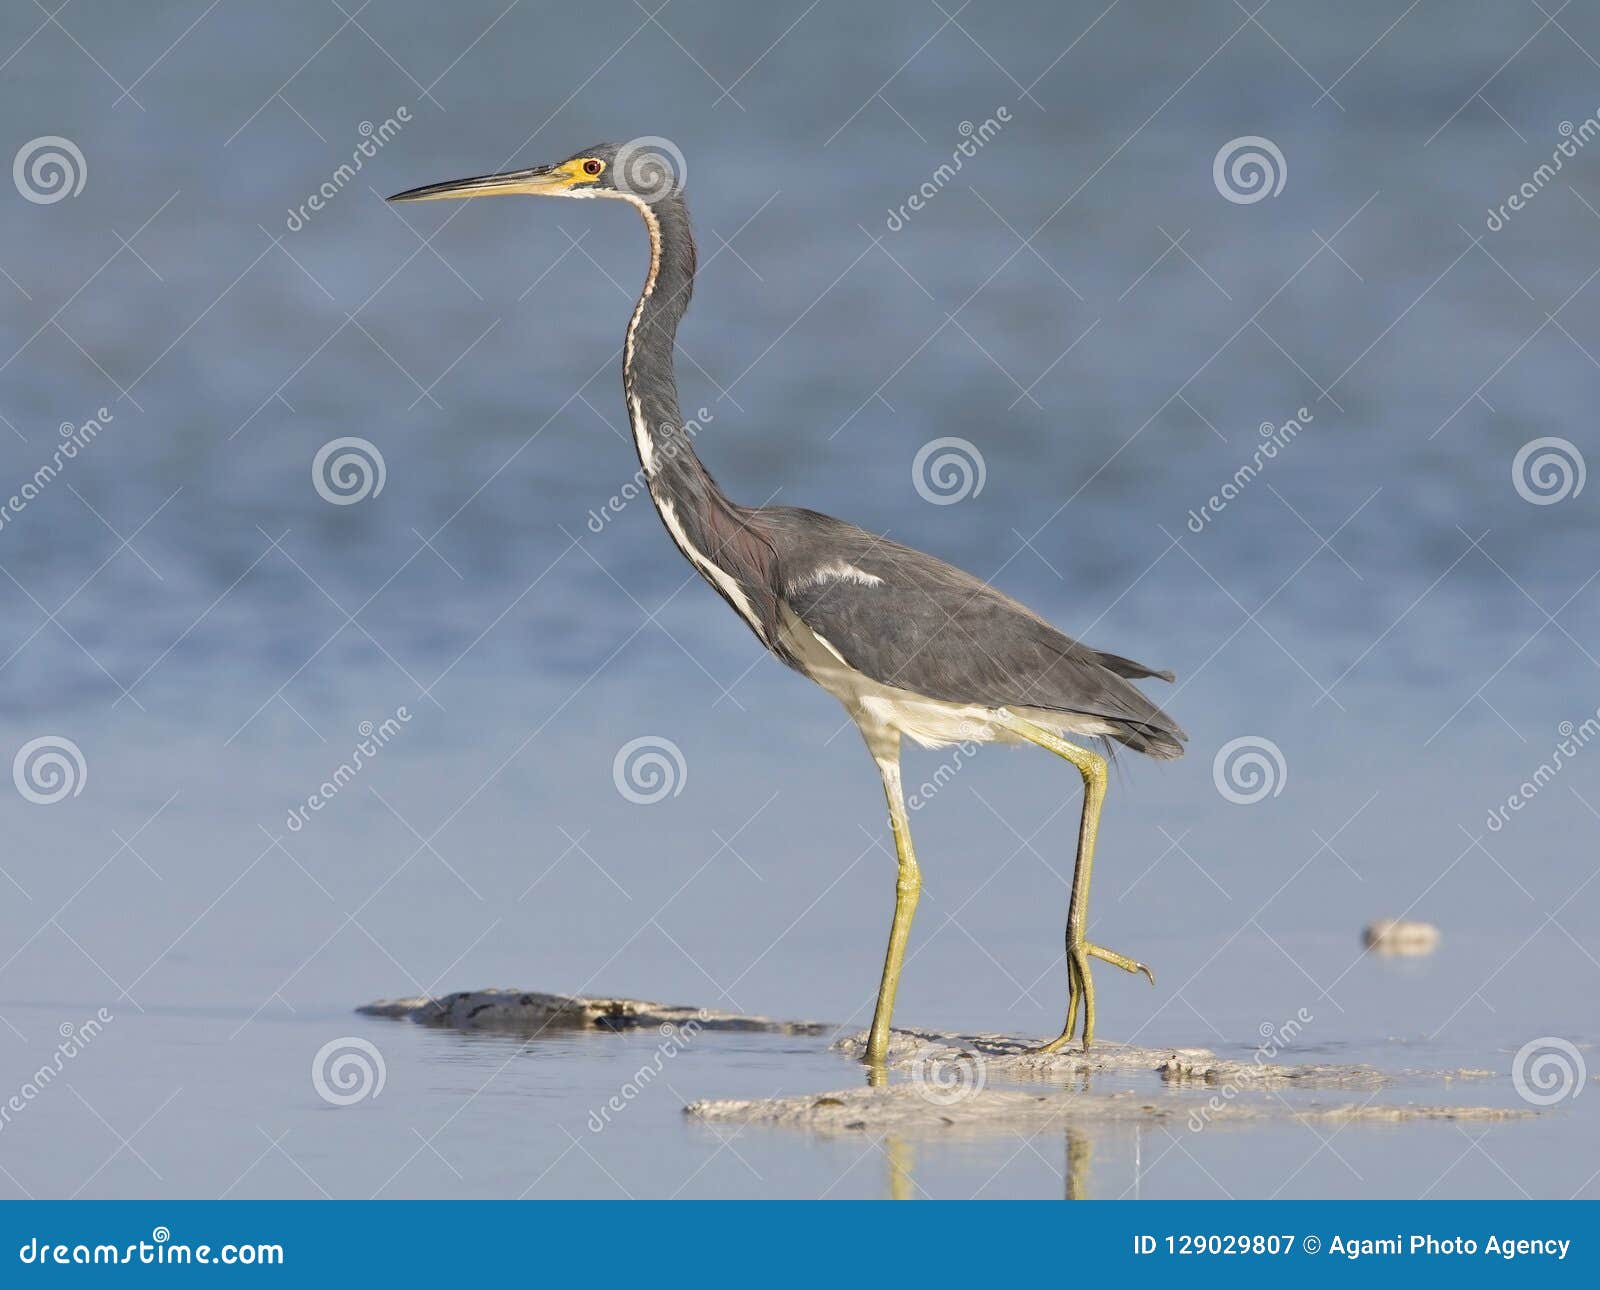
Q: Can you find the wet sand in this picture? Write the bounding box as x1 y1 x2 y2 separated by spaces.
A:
366 989 1529 1139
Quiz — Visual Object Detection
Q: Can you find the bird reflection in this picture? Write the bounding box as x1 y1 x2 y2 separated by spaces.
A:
1065 1130 1091 1200
879 1129 1094 1199
886 1137 915 1201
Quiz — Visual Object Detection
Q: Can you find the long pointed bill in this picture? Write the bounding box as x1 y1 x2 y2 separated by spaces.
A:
386 163 576 203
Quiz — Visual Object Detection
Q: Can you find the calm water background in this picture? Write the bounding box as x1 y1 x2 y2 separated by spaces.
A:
0 1 1596 1199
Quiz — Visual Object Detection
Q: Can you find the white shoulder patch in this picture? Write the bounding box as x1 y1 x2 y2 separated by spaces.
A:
787 561 885 595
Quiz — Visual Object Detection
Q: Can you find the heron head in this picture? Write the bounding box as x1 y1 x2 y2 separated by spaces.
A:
387 141 686 207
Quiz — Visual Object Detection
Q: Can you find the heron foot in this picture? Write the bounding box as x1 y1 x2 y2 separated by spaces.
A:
1028 941 1155 1054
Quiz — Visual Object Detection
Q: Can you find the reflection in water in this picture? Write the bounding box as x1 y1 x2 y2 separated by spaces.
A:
1065 1130 1091 1200
883 1126 1094 1209
864 1052 1098 1199
886 1137 914 1201
879 1129 1092 1199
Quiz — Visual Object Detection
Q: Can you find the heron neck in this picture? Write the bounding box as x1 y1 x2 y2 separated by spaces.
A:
621 191 714 501
619 191 780 645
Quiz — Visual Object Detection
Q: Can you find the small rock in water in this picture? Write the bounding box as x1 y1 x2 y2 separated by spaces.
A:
1364 919 1440 956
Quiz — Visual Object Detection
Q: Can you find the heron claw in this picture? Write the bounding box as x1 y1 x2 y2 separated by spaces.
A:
1087 941 1155 986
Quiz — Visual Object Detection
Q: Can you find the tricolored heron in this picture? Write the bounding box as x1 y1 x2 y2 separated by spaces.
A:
389 142 1185 1064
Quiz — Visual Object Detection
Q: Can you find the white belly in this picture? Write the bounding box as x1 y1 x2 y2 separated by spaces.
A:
776 608 1117 755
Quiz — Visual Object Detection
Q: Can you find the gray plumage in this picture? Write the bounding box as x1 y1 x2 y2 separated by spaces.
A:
762 508 1186 759
546 142 1183 762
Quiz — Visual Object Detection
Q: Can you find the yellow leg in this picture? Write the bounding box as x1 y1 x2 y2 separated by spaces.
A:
995 709 1155 1051
866 744 920 1067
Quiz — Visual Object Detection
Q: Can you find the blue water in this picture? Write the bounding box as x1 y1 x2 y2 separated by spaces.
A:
0 1 1595 1198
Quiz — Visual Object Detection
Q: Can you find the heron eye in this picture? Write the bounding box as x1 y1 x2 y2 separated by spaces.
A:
582 159 603 177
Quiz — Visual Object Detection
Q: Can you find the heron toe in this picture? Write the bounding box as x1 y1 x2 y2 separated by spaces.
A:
1028 960 1083 1055
1032 941 1155 1053
1087 942 1156 987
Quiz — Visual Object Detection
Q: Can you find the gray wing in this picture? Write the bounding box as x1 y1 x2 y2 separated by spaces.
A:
762 507 1186 759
